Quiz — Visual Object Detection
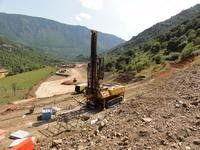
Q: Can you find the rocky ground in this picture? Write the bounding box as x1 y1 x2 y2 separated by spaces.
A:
36 64 200 150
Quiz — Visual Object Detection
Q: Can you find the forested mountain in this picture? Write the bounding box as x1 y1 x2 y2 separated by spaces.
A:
0 37 57 75
105 4 200 77
0 13 124 60
110 4 200 53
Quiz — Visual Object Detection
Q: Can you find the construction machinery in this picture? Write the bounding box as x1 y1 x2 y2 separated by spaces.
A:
85 30 125 109
75 83 87 93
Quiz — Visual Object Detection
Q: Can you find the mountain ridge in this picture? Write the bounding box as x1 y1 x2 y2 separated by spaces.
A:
110 4 200 53
105 4 200 79
0 12 124 60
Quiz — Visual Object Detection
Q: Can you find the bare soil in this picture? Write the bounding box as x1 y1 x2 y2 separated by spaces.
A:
37 64 200 150
35 66 87 98
0 62 200 150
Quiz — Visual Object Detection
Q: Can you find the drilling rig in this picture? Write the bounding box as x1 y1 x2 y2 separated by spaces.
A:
86 30 125 109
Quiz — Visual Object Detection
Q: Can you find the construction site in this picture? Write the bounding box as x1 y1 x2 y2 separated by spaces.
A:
0 30 200 150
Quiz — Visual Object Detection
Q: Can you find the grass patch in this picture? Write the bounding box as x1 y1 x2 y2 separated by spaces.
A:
0 67 55 105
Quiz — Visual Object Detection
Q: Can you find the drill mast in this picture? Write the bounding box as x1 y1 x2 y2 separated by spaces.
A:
87 30 104 98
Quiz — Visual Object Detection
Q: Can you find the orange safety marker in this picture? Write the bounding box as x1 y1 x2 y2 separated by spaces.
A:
10 138 34 150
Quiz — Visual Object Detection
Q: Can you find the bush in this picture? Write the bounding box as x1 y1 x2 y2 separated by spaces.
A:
166 53 180 61
150 41 161 54
167 37 180 51
180 45 195 60
153 55 162 64
194 37 200 45
187 29 196 42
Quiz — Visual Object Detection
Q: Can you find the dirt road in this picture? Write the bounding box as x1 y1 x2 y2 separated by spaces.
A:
35 67 87 98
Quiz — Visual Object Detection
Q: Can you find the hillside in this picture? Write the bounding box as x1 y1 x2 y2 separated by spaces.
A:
0 13 124 60
110 4 200 53
36 61 200 150
105 4 200 79
0 37 57 75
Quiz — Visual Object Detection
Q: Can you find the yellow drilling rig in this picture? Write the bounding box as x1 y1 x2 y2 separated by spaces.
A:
85 30 125 109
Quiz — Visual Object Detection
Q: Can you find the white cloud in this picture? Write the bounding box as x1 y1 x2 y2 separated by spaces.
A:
75 12 92 21
79 0 103 10
113 0 200 39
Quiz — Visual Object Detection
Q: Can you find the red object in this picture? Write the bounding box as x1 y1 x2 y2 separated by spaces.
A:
0 129 6 135
0 129 7 141
10 138 34 150
0 104 18 114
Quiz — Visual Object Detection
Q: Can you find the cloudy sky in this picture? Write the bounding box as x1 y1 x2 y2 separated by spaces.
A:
0 0 199 40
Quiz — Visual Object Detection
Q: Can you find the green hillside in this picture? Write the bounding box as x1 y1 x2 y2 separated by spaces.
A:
0 37 57 75
105 4 200 79
110 4 200 53
0 13 124 60
0 67 55 104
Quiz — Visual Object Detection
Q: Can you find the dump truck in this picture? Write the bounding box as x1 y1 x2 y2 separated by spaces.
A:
85 30 125 109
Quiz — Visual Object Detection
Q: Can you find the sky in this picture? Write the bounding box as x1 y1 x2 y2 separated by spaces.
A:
0 0 199 40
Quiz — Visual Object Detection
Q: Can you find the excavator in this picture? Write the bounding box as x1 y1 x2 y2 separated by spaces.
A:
85 30 125 109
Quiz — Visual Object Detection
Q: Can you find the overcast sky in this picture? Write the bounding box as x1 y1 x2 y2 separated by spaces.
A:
0 0 199 40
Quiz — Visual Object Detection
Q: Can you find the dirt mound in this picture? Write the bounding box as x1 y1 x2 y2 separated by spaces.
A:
37 64 200 149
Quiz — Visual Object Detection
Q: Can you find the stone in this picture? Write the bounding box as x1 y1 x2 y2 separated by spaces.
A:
190 101 199 106
175 104 180 108
114 132 122 137
160 139 168 146
196 115 200 119
138 130 149 137
121 136 129 142
81 115 90 121
195 121 200 126
185 146 191 150
53 139 62 145
98 121 106 131
142 117 152 122
192 70 197 74
193 139 200 145
177 135 184 142
182 103 187 108
90 118 99 125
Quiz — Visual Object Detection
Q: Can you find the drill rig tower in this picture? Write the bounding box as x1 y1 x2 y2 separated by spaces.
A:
86 30 125 109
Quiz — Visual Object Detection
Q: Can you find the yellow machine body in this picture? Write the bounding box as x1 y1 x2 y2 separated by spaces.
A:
98 84 125 99
86 84 125 109
75 83 87 93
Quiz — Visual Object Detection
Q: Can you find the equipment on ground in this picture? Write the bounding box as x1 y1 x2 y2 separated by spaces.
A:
85 30 125 109
75 83 87 93
27 105 35 115
73 78 77 83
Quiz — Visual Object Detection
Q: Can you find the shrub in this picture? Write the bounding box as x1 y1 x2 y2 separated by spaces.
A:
153 54 165 64
167 37 180 51
180 48 194 60
150 41 161 54
166 53 180 61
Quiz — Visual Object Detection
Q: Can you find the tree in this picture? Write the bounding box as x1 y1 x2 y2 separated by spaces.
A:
11 83 17 96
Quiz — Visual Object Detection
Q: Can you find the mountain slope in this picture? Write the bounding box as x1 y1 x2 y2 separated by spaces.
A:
105 4 200 79
0 37 56 75
0 13 124 60
110 4 200 53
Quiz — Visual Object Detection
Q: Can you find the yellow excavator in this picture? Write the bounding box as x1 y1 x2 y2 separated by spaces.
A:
84 30 125 109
